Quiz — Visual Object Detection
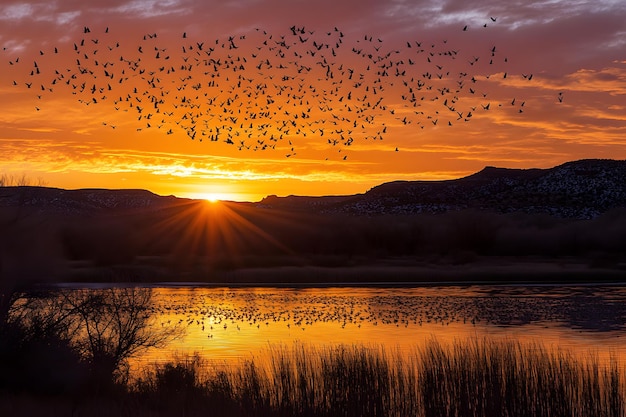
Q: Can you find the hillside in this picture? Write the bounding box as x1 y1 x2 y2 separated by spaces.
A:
258 159 626 218
2 159 626 283
0 186 181 216
1 159 625 220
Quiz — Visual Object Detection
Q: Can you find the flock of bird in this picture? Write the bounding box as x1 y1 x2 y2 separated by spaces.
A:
4 21 538 159
149 287 603 338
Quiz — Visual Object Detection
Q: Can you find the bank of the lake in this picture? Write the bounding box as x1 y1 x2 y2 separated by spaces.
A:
5 282 626 416
2 339 624 417
63 255 626 286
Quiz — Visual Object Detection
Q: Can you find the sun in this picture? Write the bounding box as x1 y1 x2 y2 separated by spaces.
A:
184 192 229 202
183 189 251 203
201 193 227 203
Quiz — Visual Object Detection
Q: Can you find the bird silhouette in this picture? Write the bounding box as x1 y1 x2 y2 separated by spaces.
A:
4 23 535 159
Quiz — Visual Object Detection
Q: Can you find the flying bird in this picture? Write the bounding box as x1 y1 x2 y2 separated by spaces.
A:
4 23 539 159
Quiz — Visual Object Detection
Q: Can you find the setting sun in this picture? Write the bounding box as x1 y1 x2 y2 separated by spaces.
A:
193 193 234 203
204 194 221 203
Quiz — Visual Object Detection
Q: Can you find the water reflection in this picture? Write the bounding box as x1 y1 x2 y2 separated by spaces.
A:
127 284 626 366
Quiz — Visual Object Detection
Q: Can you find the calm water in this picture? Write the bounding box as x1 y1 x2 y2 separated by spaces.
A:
130 284 626 367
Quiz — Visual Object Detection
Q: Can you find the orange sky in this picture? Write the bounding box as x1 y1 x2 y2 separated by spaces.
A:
1 0 625 201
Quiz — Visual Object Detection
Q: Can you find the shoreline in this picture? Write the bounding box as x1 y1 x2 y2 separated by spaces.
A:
55 256 626 287
52 279 626 290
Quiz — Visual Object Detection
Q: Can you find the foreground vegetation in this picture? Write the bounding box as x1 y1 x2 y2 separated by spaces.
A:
1 287 624 416
133 341 625 417
1 338 624 417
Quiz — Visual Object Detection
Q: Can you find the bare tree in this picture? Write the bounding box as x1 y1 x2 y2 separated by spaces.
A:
62 287 182 385
0 173 47 187
2 287 181 393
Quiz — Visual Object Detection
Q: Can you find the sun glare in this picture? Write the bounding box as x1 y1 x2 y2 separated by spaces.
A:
201 193 226 203
183 191 253 203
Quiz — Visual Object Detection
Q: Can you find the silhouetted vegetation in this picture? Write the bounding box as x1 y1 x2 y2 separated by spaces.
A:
0 173 47 188
2 184 626 284
51 202 626 282
2 339 623 416
0 287 179 399
417 338 623 417
1 205 625 290
0 315 87 396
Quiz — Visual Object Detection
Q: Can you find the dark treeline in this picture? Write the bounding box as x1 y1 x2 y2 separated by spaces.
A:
57 202 626 278
2 196 626 284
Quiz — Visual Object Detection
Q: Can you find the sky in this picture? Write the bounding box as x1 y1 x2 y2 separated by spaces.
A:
1 0 625 202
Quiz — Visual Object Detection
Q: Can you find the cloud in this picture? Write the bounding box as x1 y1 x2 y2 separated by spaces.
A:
0 138 368 184
0 3 34 21
0 2 78 25
55 10 81 25
564 67 626 95
110 0 190 19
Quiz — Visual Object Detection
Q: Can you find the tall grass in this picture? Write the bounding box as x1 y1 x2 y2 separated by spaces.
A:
416 338 623 417
126 339 624 417
3 338 624 416
228 343 418 416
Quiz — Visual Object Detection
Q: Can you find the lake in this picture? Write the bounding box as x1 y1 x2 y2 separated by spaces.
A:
123 284 626 368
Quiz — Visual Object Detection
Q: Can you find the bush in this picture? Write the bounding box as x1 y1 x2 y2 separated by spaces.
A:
0 320 88 395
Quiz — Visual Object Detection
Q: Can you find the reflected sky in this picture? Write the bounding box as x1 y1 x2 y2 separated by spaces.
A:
128 285 626 367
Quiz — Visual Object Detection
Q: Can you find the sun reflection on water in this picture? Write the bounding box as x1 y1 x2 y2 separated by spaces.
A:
132 285 626 371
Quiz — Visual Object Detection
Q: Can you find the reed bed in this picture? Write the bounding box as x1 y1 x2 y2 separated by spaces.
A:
228 343 418 416
125 338 625 417
3 338 624 416
416 338 623 417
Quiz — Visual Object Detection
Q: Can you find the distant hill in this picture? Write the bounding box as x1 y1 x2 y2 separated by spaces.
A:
257 159 626 218
0 186 181 216
2 160 626 281
1 159 625 219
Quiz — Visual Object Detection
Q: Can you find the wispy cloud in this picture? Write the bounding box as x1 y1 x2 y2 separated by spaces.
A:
110 0 191 19
0 3 35 21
